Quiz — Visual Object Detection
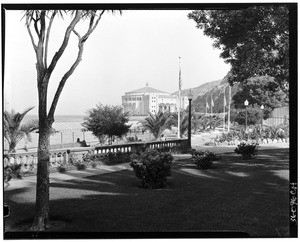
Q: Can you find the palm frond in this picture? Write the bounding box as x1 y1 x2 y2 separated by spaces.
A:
4 107 36 153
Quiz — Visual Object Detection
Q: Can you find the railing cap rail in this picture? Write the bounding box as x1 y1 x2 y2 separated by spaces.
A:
5 138 188 156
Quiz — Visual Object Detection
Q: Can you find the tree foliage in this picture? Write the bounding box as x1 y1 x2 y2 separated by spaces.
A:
142 111 171 140
170 111 189 137
4 107 38 153
229 107 263 126
232 75 287 118
188 5 289 92
83 104 131 144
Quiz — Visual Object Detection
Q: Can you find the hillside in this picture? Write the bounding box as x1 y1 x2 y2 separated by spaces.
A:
174 72 239 113
172 79 222 98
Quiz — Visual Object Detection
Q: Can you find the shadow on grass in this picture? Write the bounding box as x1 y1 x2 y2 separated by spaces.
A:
4 148 290 237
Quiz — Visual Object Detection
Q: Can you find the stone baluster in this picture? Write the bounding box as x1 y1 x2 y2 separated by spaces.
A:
16 156 21 165
21 156 27 170
4 157 8 167
64 152 69 165
33 155 38 165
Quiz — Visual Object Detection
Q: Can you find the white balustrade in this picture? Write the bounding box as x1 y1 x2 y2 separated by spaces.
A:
4 139 186 171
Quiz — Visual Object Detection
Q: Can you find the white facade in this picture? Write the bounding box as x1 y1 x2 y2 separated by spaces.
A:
122 84 188 115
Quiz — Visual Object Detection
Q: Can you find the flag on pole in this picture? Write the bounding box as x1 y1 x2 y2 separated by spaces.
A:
211 94 214 115
179 64 182 91
223 86 226 132
178 57 182 138
228 85 231 132
224 88 227 107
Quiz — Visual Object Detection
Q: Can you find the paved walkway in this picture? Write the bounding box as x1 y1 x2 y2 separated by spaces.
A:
4 163 132 192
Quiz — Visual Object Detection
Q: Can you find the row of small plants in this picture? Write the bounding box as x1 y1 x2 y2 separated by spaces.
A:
207 125 289 146
4 150 133 179
58 151 133 172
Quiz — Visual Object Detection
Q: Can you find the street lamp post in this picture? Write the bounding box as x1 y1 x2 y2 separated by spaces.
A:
260 105 264 129
188 90 193 149
244 99 249 131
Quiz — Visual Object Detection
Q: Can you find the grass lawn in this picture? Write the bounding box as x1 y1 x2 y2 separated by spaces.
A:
4 147 289 238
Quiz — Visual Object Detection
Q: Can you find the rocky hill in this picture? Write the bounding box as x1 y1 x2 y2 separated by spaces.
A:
174 72 239 113
173 79 222 98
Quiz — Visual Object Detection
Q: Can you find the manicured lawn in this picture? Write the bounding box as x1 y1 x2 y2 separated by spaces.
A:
4 147 289 238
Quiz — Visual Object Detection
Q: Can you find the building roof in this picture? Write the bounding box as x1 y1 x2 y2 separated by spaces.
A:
125 85 169 95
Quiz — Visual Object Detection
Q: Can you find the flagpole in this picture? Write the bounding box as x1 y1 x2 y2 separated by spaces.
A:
223 86 226 132
211 94 213 115
205 96 207 115
228 85 231 132
178 57 181 138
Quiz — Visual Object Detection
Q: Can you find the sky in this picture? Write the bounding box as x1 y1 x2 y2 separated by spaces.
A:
4 9 231 115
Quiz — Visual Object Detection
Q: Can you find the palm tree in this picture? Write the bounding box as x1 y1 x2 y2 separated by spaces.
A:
208 115 223 131
142 111 171 140
191 113 201 134
198 114 210 132
4 107 38 153
170 111 189 138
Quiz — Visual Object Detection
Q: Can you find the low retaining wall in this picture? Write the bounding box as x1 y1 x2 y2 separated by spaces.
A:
4 139 188 169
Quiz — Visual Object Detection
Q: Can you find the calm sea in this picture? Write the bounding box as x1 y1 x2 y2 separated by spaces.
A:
6 115 96 151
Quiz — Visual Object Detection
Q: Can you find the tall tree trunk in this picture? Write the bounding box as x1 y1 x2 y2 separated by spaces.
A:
31 124 51 230
31 75 53 231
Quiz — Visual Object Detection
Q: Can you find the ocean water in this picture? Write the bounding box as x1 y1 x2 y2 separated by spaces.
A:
6 115 98 151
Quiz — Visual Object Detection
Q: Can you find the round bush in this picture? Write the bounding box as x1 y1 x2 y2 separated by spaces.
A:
192 150 218 169
234 142 260 159
57 166 67 173
75 163 86 170
91 161 98 168
130 149 173 189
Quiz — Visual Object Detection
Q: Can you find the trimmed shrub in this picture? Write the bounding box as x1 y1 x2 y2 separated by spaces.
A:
170 145 180 154
90 161 98 168
4 164 22 181
130 149 173 189
69 153 79 164
75 163 86 170
234 142 260 159
57 165 67 173
102 151 132 165
155 146 171 153
204 141 216 146
192 150 219 169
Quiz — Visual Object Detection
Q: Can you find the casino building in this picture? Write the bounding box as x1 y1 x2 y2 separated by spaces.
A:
122 83 188 115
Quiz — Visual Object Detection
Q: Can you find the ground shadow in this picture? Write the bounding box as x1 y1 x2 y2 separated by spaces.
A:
4 148 290 237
